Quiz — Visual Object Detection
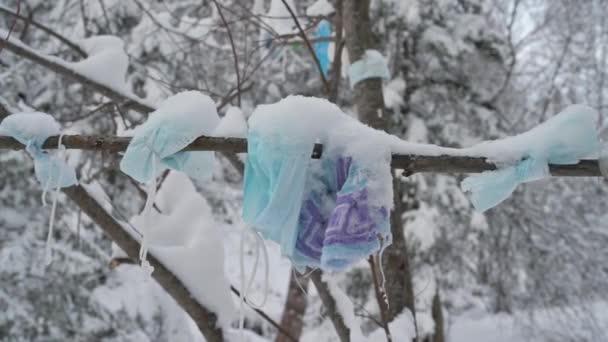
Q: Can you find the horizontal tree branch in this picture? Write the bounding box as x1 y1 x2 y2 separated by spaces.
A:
2 34 246 173
0 135 601 176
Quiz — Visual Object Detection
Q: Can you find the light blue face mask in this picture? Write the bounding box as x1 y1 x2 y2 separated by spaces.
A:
242 96 394 271
0 112 77 189
462 104 600 212
313 19 332 76
291 155 392 273
242 132 314 259
120 91 219 183
0 112 78 266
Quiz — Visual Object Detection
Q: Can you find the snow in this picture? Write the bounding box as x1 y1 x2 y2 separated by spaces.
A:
366 311 416 341
403 203 439 250
387 104 601 165
383 78 406 109
465 104 600 164
249 95 395 208
70 36 129 93
148 91 219 133
0 112 60 143
448 301 608 342
214 106 248 138
264 0 297 35
321 273 365 341
0 30 156 110
130 172 235 327
306 0 335 16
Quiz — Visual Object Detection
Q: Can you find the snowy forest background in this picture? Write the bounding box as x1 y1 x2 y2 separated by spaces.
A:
1 0 608 341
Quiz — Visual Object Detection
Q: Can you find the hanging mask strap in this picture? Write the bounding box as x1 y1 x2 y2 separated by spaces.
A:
44 133 67 266
238 224 269 337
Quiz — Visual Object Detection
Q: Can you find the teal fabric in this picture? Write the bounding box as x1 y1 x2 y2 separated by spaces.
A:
461 157 548 212
0 113 77 189
120 109 215 183
462 106 600 212
313 20 331 76
348 50 390 88
242 132 314 259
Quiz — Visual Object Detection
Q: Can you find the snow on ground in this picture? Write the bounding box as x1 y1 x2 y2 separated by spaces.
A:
449 301 608 341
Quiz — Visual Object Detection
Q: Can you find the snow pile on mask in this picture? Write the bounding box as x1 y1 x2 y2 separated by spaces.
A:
461 104 601 212
243 95 393 272
0 112 77 189
120 91 220 183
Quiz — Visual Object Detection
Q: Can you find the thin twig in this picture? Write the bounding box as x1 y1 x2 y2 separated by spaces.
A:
329 0 344 103
280 0 331 94
0 0 21 57
213 0 242 107
368 256 392 342
230 286 299 342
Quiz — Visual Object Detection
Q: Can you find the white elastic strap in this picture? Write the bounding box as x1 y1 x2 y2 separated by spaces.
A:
378 238 389 308
292 269 308 296
44 134 66 266
238 225 269 337
139 153 157 275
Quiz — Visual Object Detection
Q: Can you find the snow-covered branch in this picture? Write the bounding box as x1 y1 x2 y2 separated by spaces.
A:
0 134 601 176
1 31 154 114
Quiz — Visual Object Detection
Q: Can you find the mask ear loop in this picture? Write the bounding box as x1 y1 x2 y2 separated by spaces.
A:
38 139 50 207
377 242 389 308
238 224 269 338
44 133 66 266
139 150 158 275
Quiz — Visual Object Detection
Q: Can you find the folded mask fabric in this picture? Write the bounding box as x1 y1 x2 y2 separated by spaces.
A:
0 112 77 189
348 50 391 88
120 91 220 183
242 95 393 272
462 104 600 212
242 132 314 259
292 155 391 272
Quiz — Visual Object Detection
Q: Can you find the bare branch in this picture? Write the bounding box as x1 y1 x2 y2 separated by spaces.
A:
368 256 392 342
309 270 350 342
280 0 331 94
0 1 21 57
0 5 88 57
213 0 242 107
1 35 153 114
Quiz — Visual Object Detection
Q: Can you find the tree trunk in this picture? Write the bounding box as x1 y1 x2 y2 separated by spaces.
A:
431 290 445 342
343 0 417 324
310 270 351 342
275 271 309 342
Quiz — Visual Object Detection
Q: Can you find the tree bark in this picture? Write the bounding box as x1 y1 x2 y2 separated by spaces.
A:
310 270 351 342
0 135 601 176
343 0 417 325
275 272 309 342
431 290 445 342
63 185 225 341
